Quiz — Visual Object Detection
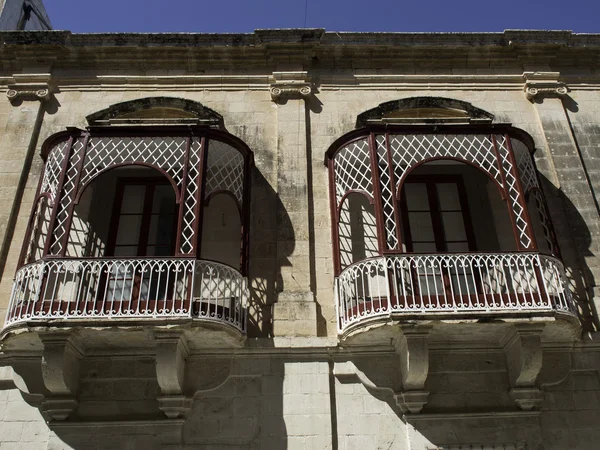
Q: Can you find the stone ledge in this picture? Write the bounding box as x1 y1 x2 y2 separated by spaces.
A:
405 410 540 422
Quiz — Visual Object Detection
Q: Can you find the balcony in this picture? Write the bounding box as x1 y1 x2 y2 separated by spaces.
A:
325 122 580 412
337 252 575 336
325 125 580 345
0 125 252 337
6 257 246 334
0 121 254 421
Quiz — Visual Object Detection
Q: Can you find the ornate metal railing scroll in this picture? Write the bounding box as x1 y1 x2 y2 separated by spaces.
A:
336 252 575 333
6 258 247 332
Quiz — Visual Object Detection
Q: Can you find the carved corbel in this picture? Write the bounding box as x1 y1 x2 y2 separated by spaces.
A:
503 324 545 410
269 71 313 102
9 354 48 408
38 333 84 421
155 331 192 418
393 325 432 414
523 72 568 101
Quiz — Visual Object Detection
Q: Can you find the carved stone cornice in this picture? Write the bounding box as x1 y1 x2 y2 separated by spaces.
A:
6 73 52 103
269 71 312 102
523 71 568 101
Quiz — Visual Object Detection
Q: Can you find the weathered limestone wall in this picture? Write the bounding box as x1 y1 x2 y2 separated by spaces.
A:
0 85 598 333
0 29 599 450
2 349 600 449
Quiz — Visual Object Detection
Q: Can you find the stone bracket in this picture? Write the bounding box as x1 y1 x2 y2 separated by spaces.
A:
270 71 312 102
9 354 48 408
393 325 432 413
155 331 192 418
38 333 84 421
503 324 545 410
523 71 568 101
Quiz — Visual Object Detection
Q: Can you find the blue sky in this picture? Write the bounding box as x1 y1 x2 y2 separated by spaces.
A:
45 0 600 33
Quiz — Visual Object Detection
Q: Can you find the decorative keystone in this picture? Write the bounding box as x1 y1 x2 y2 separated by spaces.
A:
270 71 312 102
523 72 568 101
394 325 432 414
155 331 192 418
503 324 545 410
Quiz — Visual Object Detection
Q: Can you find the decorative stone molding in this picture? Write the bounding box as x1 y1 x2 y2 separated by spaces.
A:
503 324 545 410
523 72 568 101
6 86 51 102
393 325 432 413
38 333 84 421
270 71 312 102
6 73 52 103
155 331 192 419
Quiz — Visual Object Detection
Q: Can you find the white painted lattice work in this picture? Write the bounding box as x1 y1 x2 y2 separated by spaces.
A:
334 138 373 204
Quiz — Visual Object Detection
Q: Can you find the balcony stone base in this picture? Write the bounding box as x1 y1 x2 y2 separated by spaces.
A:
0 321 242 422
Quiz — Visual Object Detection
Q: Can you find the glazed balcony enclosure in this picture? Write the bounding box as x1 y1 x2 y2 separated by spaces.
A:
326 125 578 344
4 125 252 347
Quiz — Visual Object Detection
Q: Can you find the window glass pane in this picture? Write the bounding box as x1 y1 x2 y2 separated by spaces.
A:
404 183 429 211
115 215 142 245
412 242 437 252
436 183 461 211
152 185 176 214
442 212 467 241
146 245 172 257
416 275 444 296
446 242 470 252
450 273 477 295
120 185 146 214
408 212 434 242
107 279 133 301
113 246 138 257
147 214 175 247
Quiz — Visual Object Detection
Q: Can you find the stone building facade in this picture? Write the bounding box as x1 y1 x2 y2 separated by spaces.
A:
0 22 599 450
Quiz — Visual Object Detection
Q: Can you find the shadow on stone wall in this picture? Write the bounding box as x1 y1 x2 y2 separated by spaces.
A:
247 168 293 338
539 173 598 332
47 354 288 449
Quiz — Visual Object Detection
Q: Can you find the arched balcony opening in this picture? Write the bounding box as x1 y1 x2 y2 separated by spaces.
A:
326 126 576 335
398 160 515 254
6 127 253 333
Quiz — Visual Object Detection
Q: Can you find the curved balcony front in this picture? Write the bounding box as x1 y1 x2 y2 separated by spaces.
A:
3 257 247 346
336 252 578 343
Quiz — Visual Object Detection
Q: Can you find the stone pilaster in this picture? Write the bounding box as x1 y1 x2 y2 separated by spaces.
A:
272 71 317 337
526 73 600 328
0 70 52 321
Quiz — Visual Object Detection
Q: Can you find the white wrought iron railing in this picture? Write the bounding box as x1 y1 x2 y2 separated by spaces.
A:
5 258 247 332
336 252 576 333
